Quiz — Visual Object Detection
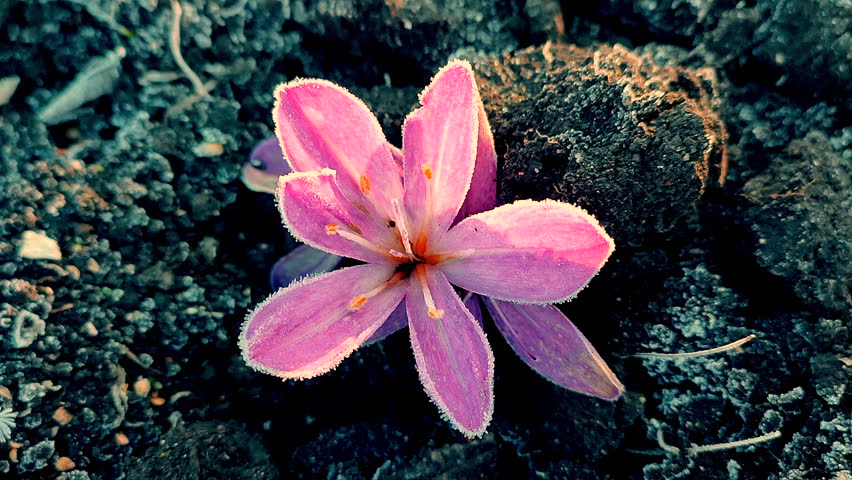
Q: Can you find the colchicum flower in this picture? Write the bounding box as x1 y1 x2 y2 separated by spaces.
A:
240 60 623 436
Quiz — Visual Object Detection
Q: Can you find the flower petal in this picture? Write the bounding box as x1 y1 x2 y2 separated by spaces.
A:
241 264 406 379
277 169 396 264
406 266 494 437
388 143 404 168
269 245 342 290
274 79 403 219
368 291 484 347
242 136 291 193
484 297 624 400
437 199 615 303
364 301 407 345
455 101 498 221
402 60 480 244
463 291 485 329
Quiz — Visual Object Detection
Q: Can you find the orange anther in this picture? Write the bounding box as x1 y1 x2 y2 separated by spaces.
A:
349 295 368 310
325 224 339 235
359 174 371 194
428 308 444 319
421 165 433 179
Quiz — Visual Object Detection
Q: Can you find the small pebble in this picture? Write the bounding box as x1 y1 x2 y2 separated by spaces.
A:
52 407 73 426
18 231 62 261
55 456 75 471
193 142 225 157
133 378 151 397
0 75 20 105
82 322 98 337
114 433 129 446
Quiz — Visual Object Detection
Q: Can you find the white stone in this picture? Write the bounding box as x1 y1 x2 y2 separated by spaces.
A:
18 230 62 261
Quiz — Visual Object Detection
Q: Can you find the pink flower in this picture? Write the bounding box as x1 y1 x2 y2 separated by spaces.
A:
240 60 621 436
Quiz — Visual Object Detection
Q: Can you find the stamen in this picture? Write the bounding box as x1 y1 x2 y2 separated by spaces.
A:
391 199 415 259
421 165 433 180
424 248 476 265
347 271 407 311
345 222 363 235
415 265 444 319
359 174 371 194
326 222 394 258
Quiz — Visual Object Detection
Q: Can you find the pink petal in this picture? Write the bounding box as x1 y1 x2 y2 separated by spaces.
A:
277 169 396 264
274 79 403 219
269 245 342 290
364 301 407 345
436 200 615 303
402 60 480 245
455 100 498 221
484 297 624 400
240 264 406 379
406 266 494 437
388 143 404 168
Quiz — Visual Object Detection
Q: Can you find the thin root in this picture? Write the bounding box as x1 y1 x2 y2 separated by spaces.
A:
687 431 781 454
170 0 209 97
650 418 781 456
629 334 757 360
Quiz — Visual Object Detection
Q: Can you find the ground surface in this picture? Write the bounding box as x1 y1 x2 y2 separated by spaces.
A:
0 1 849 479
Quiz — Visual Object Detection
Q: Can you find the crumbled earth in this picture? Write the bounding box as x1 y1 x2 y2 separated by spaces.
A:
125 420 279 480
475 43 728 248
563 0 852 101
0 1 848 480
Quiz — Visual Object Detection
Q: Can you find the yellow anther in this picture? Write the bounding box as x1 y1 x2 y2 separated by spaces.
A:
325 223 339 235
421 165 433 180
359 174 371 194
428 308 444 319
349 295 368 310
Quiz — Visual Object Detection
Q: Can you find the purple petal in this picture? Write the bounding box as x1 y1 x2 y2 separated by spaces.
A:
242 137 292 193
363 301 407 345
462 291 485 329
437 199 615 303
406 265 494 437
402 60 480 246
277 170 397 264
455 98 498 221
484 297 624 400
269 244 343 290
273 79 403 220
241 264 406 379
